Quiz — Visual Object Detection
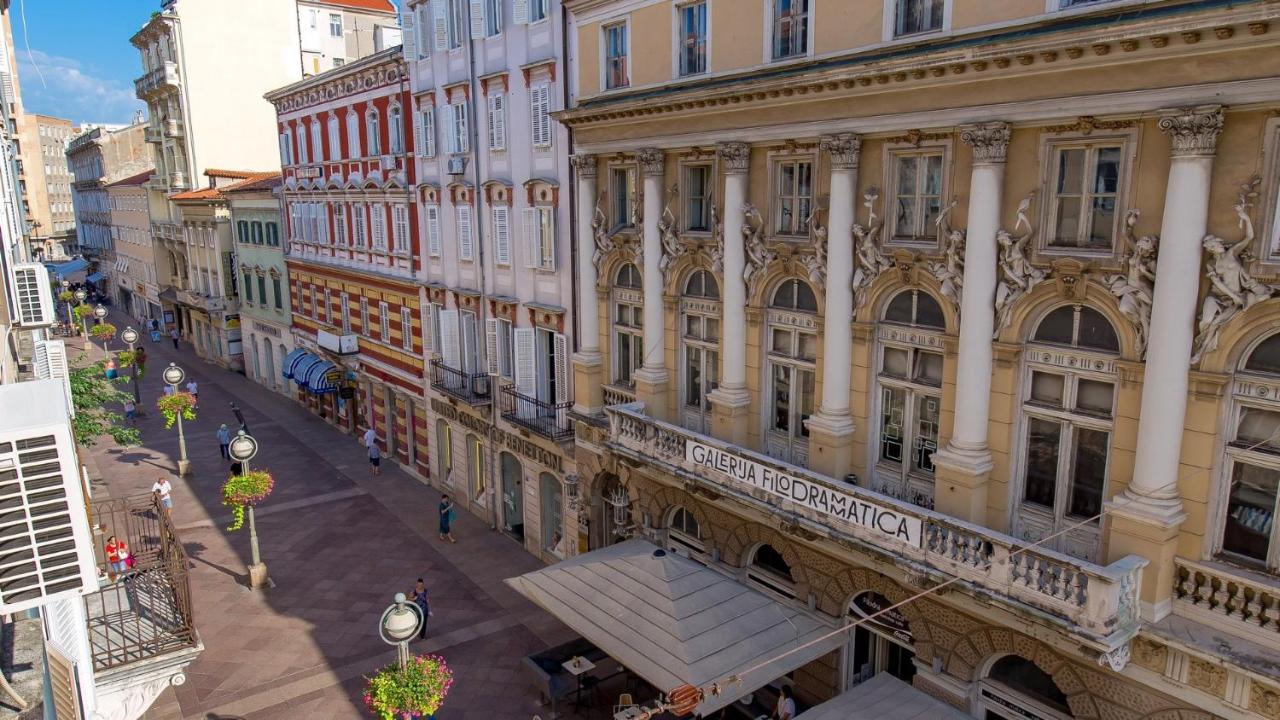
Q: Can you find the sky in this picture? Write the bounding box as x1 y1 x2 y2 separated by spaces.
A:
12 0 155 125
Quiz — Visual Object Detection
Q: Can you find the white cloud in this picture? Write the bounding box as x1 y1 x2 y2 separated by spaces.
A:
16 48 143 124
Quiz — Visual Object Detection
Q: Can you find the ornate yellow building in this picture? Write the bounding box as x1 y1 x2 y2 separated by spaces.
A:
555 0 1280 717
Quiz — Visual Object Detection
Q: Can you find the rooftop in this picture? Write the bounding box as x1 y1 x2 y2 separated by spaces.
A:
106 170 154 188
170 170 279 201
302 0 397 14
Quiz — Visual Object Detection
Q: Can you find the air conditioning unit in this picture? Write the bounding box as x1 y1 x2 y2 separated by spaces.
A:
34 339 74 417
447 156 468 175
0 380 99 615
380 155 397 172
11 262 55 327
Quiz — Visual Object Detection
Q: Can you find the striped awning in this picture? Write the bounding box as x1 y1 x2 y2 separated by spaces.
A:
303 360 340 394
85 272 107 283
281 348 309 380
292 354 323 388
47 258 88 276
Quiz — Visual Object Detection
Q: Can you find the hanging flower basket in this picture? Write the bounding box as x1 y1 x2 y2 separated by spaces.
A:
90 322 116 342
363 654 453 720
72 304 92 323
156 391 197 429
221 470 274 531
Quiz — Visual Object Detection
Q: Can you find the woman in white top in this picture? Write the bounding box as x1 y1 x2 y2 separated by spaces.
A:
773 685 796 720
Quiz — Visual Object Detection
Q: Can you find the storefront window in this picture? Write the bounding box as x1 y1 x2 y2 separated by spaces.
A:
540 473 563 557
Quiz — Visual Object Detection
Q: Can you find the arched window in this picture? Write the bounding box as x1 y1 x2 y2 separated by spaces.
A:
680 270 720 434
874 290 944 507
540 473 564 557
389 104 404 154
747 543 795 599
327 114 341 162
766 279 817 467
612 263 644 388
466 433 485 500
366 108 382 156
667 506 704 555
980 655 1073 719
297 121 310 165
346 110 361 158
436 419 452 482
500 452 524 541
1016 304 1119 561
310 117 322 162
1219 333 1280 570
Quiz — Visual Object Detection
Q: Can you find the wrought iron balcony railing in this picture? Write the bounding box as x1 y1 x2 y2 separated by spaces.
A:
430 358 491 406
500 383 574 442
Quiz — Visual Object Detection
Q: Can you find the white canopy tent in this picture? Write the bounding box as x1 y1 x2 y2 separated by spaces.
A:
794 672 972 719
505 538 847 716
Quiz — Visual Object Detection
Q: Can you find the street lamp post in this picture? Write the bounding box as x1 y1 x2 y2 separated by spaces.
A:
163 363 191 477
73 289 88 338
121 326 141 406
60 280 72 332
228 430 268 588
378 593 424 669
92 304 108 358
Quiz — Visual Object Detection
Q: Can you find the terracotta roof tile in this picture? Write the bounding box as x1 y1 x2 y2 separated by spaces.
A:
106 170 154 188
222 172 284 193
203 169 260 180
169 187 224 201
309 0 397 14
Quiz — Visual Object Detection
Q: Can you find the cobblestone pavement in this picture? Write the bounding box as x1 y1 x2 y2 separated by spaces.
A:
72 318 579 720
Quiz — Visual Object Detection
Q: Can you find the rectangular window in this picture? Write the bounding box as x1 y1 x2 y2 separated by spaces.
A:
460 310 480 374
257 275 267 308
353 203 368 247
485 0 503 35
678 2 707 77
430 302 445 355
611 167 635 228
772 0 808 59
242 273 253 304
332 205 347 246
523 207 554 271
890 152 944 242
497 318 514 378
895 0 944 36
487 93 506 151
448 103 469 154
417 4 432 58
266 222 280 246
371 205 387 250
774 159 813 236
468 433 485 499
530 83 552 148
426 204 442 256
272 277 282 309
360 297 370 334
329 13 342 36
320 288 330 323
392 205 408 253
492 206 511 265
334 58 345 68
1223 462 1279 566
1048 144 1122 250
237 220 249 243
604 22 628 89
420 106 436 157
251 221 264 245
457 205 474 260
379 301 391 343
684 164 711 231
340 293 351 333
402 307 414 351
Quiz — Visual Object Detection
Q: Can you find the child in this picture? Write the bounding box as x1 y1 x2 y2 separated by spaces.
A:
123 399 136 422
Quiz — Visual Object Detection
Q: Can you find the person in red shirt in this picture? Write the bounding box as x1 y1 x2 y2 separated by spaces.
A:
105 535 132 579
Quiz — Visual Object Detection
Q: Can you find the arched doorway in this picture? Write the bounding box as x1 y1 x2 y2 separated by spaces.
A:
844 590 915 688
978 654 1074 719
589 472 624 549
263 342 276 391
500 452 524 542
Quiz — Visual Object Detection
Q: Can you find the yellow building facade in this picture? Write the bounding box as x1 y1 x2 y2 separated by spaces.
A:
560 0 1280 717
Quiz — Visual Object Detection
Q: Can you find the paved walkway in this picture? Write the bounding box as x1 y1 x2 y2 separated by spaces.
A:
73 318 577 720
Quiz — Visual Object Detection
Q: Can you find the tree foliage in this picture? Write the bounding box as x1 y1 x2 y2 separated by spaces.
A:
69 357 142 447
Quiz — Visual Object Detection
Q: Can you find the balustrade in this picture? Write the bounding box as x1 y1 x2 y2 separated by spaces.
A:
1174 558 1280 645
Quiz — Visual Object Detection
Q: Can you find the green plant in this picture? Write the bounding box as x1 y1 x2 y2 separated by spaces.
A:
221 470 275 531
363 655 454 720
69 357 141 447
90 322 117 341
58 290 74 302
72 305 92 323
156 391 197 429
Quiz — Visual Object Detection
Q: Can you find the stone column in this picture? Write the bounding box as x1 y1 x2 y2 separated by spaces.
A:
806 134 861 480
708 141 752 444
570 154 604 416
930 122 1009 523
1107 106 1223 620
633 148 670 419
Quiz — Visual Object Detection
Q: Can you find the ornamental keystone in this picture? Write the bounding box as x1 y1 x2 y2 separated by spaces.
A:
636 147 666 176
1157 105 1224 157
819 133 861 170
716 141 751 174
960 121 1011 164
569 153 598 178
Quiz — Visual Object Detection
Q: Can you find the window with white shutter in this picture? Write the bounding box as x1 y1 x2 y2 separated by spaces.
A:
439 309 461 369
353 203 368 247
403 5 417 59
530 83 552 148
279 131 292 165
497 318 513 378
461 310 479 374
340 293 351 332
420 106 436 157
379 301 391 342
522 207 553 270
317 204 329 245
402 307 414 351
513 327 536 397
487 93 506 151
469 0 486 38
426 204 442 256
327 115 341 161
392 205 408 253
311 118 322 161
320 288 330 322
457 205 474 260
449 103 469 154
485 318 499 374
333 204 347 245
390 105 404 154
513 0 528 24
492 206 510 265
485 0 502 35
433 0 450 51
298 123 310 164
553 332 569 403
371 204 387 250
360 296 370 334
416 4 432 58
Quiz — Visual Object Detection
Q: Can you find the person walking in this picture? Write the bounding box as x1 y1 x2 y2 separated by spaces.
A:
170 327 179 349
368 440 382 475
152 477 173 516
410 578 431 640
438 495 456 543
363 426 376 449
217 424 231 460
123 399 136 422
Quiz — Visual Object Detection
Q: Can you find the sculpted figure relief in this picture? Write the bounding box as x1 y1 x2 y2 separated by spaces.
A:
801 200 828 290
742 203 775 291
591 192 613 285
708 189 724 274
993 192 1045 337
851 188 891 309
1105 209 1158 357
1193 177 1273 363
929 199 964 313
657 184 688 282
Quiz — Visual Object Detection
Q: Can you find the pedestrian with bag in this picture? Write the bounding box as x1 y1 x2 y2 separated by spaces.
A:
410 578 432 640
438 495 456 543
217 424 231 460
105 535 133 580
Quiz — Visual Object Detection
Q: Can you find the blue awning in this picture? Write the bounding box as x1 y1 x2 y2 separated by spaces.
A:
85 272 107 283
47 258 89 276
303 360 340 394
292 355 323 388
281 348 309 379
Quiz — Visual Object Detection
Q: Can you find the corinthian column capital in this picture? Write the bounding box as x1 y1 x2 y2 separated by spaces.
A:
1157 105 1224 158
819 133 861 170
960 122 1010 165
636 148 665 176
569 153 598 178
716 141 751 175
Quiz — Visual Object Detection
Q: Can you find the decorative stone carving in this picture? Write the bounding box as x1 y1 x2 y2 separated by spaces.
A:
800 200 828 290
993 192 1045 336
959 121 1011 164
1158 105 1224 157
1250 681 1280 718
631 188 644 269
819 133 861 170
1193 176 1273 363
1049 258 1092 301
1131 637 1168 673
591 192 613 287
569 153 597 178
708 188 724 274
742 203 775 293
851 187 891 309
658 185 689 283
1096 642 1131 672
1187 657 1227 695
716 141 750 174
929 199 964 314
636 147 665 175
1105 209 1158 357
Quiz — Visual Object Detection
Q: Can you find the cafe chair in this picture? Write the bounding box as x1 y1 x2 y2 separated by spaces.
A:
613 692 635 712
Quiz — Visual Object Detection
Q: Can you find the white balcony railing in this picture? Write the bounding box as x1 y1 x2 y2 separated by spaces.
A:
605 403 1146 654
602 383 636 407
1173 557 1280 650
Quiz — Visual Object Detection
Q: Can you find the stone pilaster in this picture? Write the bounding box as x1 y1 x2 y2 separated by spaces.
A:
708 141 752 444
